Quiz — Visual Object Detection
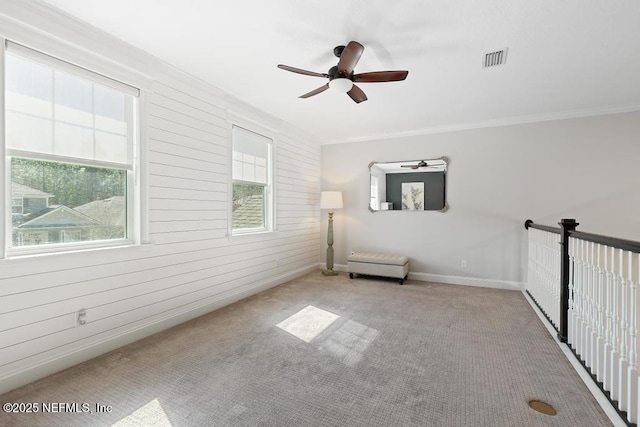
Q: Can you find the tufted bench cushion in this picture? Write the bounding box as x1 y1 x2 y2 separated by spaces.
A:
347 251 409 284
348 252 409 266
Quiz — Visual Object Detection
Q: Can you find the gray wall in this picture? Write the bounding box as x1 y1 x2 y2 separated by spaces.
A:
321 112 640 288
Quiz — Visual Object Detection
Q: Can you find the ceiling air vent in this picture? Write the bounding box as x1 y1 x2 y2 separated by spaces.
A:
484 48 508 68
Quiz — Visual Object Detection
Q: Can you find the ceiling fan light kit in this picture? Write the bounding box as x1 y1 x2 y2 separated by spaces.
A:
278 40 409 103
328 78 353 93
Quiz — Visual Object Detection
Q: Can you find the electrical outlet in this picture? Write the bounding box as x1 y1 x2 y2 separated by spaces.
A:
461 260 468 268
76 309 87 326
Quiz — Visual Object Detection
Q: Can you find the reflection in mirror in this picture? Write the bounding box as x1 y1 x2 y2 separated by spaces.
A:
369 157 448 212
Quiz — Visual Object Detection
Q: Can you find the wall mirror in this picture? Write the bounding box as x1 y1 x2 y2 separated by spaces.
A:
369 157 448 212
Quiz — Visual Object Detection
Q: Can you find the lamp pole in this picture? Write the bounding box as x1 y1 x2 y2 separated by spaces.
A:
323 208 337 276
320 191 342 276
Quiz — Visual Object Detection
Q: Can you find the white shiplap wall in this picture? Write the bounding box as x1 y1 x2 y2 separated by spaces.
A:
0 3 320 394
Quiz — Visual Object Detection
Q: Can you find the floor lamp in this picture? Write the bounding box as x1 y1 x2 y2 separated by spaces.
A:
320 191 343 276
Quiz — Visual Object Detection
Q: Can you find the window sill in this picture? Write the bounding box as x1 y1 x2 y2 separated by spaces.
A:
229 229 278 242
5 239 141 260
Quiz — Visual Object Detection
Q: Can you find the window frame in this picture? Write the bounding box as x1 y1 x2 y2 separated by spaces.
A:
228 120 275 237
2 39 143 258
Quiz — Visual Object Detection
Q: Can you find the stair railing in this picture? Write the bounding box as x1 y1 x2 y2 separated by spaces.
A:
525 219 640 425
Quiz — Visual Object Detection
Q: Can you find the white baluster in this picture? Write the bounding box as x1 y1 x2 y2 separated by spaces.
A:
531 233 537 300
531 232 540 308
603 245 613 392
572 237 581 350
532 249 536 297
591 243 599 371
527 237 534 295
555 232 561 327
581 239 590 359
619 250 630 411
626 251 639 423
532 234 538 296
573 239 584 355
595 243 605 382
551 232 556 325
611 247 621 402
585 240 595 369
576 239 585 356
543 232 548 317
545 233 558 326
537 237 542 307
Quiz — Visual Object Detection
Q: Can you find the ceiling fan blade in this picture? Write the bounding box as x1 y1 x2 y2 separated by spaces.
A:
347 84 367 103
299 84 330 98
354 70 409 83
337 41 364 75
277 64 329 78
401 164 436 169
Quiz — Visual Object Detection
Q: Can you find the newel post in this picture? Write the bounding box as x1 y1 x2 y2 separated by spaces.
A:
558 218 579 343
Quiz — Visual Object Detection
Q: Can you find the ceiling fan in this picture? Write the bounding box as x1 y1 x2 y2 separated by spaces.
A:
277 41 409 103
401 160 437 170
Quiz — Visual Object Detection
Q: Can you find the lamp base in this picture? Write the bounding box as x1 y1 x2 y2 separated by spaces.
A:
322 269 339 276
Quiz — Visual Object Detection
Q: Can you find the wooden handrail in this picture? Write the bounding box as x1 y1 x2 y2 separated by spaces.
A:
524 219 560 234
570 230 640 254
525 219 640 253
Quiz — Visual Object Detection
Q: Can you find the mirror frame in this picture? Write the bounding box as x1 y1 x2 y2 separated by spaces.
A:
368 156 449 213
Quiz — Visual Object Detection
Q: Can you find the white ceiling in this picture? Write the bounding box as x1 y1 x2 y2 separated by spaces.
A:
39 0 640 144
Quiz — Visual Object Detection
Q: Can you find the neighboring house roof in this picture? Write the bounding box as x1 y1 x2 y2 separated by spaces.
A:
233 195 264 229
12 182 54 199
74 196 126 226
17 206 100 229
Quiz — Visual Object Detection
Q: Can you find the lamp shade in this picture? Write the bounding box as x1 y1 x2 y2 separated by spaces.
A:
320 191 343 209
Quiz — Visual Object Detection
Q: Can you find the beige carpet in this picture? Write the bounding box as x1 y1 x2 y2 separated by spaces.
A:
0 272 612 426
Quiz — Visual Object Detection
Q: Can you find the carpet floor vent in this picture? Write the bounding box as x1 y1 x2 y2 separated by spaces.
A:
528 400 557 416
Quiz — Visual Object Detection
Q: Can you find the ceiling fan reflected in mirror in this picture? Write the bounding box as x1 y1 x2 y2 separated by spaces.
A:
401 160 438 170
277 41 409 103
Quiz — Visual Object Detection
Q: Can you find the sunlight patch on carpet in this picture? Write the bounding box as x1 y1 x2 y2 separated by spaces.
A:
321 319 379 367
276 305 339 342
112 398 172 426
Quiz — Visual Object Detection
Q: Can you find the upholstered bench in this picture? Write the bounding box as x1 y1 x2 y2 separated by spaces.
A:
347 252 409 285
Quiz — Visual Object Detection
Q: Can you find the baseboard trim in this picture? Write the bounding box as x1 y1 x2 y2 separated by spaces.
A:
0 264 317 395
408 272 524 291
325 263 524 291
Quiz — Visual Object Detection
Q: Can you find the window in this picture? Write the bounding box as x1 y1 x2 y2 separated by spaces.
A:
4 41 139 254
231 125 273 234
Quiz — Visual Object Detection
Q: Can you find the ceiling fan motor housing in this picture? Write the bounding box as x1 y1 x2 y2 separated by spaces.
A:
328 65 354 81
